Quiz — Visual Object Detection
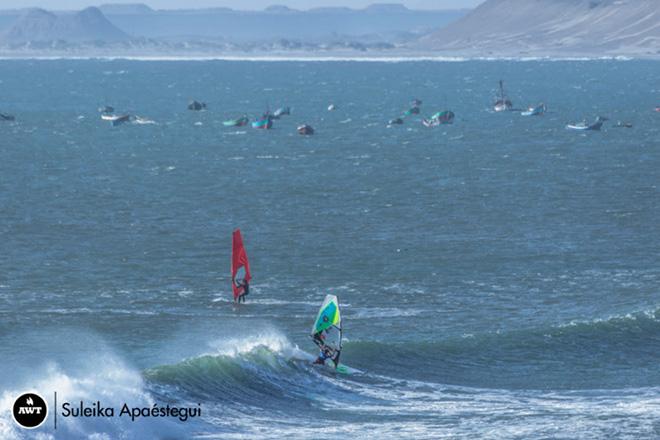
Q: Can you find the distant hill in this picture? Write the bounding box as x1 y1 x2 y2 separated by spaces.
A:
364 4 411 13
1 7 129 43
96 4 467 43
420 0 660 57
98 3 154 15
0 3 473 56
0 4 468 47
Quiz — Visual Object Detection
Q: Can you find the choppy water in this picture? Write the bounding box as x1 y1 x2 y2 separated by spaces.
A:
0 59 659 439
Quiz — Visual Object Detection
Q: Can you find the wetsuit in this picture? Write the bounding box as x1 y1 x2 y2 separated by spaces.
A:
237 280 249 303
313 349 330 365
313 340 338 367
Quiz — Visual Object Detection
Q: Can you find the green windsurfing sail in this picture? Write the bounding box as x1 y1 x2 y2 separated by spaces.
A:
311 295 342 360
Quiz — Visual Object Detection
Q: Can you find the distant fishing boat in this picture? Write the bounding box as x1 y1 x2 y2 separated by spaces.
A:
297 124 314 135
223 115 249 127
188 100 206 111
404 106 420 116
493 80 513 112
101 113 130 126
614 121 633 128
566 116 607 131
388 117 404 125
272 107 290 118
327 104 336 111
422 110 455 127
521 103 546 116
252 112 273 129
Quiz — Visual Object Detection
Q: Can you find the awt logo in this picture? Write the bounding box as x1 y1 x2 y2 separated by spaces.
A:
12 393 48 429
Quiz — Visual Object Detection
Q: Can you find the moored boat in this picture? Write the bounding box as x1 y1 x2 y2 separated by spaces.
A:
297 124 314 135
101 113 131 126
493 80 513 112
223 115 249 127
614 121 633 128
404 106 420 116
188 100 206 111
423 110 455 127
273 107 290 118
521 103 546 116
566 116 607 131
252 113 273 129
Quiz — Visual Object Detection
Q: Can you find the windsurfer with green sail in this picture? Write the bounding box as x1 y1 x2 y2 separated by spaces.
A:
311 295 342 368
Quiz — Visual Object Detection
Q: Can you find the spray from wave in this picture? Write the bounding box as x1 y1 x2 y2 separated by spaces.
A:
0 353 183 440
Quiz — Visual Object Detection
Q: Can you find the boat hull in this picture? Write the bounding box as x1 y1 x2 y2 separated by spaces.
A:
494 101 513 112
224 117 249 127
297 124 314 135
566 122 602 131
101 114 131 126
423 111 455 127
521 104 546 116
252 119 273 129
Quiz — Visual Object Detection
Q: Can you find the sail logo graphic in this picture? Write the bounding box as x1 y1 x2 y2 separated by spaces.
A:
12 393 48 429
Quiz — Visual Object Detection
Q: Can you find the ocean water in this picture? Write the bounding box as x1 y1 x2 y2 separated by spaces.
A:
0 58 659 439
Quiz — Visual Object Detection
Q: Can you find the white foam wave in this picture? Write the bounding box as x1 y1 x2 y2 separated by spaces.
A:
351 308 423 319
196 329 318 367
0 355 181 440
205 331 293 358
559 307 659 329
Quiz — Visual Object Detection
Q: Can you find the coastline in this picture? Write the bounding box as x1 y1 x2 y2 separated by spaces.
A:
0 50 657 62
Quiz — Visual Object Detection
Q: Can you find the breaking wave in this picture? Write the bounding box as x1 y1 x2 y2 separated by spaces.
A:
0 354 183 440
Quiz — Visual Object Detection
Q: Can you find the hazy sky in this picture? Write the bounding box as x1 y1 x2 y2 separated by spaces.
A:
0 0 485 10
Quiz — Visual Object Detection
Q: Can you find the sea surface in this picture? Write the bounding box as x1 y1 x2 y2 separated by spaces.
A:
0 59 659 439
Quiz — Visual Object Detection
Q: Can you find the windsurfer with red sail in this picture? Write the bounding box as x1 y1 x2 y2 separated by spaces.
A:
231 229 252 303
236 278 249 303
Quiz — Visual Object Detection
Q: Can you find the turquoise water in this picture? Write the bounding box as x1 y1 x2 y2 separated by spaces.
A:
0 59 659 438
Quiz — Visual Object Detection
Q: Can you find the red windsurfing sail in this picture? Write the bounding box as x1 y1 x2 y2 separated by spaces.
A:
231 229 251 300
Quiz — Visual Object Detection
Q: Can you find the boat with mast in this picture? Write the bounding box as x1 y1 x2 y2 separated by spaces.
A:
493 80 513 112
252 111 273 129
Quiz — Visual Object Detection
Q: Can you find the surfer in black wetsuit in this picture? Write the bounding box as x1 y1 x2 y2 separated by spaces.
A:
313 346 332 365
313 318 340 367
237 279 249 303
314 345 340 368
